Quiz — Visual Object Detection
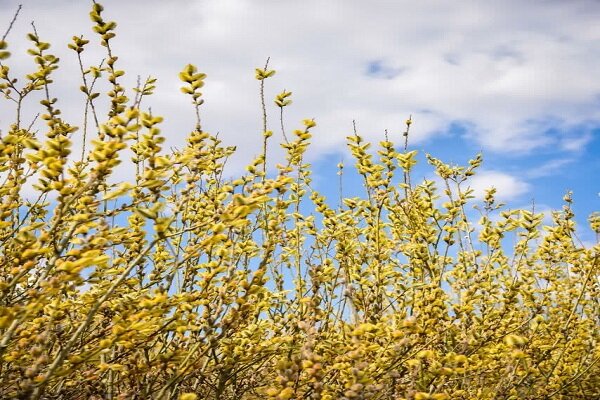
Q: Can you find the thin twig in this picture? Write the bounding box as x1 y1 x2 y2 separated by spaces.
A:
1 4 22 42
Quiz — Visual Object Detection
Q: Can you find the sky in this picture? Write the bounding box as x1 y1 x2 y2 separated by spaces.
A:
1 0 599 245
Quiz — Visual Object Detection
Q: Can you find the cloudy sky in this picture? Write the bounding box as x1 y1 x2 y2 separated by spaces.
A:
1 0 599 244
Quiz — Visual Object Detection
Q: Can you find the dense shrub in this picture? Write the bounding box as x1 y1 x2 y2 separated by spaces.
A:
0 3 598 399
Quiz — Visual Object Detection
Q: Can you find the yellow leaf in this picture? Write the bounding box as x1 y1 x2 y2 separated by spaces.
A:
103 182 134 200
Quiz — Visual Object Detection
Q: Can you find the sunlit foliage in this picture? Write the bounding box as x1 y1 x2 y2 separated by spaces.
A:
0 3 598 399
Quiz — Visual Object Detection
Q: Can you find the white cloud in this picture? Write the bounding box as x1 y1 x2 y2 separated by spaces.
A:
559 130 594 152
467 170 530 201
426 167 530 205
526 157 575 179
1 0 599 175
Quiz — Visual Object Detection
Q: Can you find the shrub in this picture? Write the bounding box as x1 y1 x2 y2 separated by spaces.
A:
0 3 598 399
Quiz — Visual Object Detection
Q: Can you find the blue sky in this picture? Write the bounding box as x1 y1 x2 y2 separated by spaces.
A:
1 0 598 244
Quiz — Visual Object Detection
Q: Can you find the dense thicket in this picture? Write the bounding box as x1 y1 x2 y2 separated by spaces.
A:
0 3 598 399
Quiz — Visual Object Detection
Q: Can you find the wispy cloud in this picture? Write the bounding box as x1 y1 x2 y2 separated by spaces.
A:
525 158 575 179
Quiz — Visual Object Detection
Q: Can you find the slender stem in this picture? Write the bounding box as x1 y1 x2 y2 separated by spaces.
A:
1 4 22 42
260 57 270 176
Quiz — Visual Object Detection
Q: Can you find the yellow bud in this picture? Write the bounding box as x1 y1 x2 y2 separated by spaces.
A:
417 350 435 359
279 387 294 400
504 334 527 347
302 119 316 128
455 355 468 365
